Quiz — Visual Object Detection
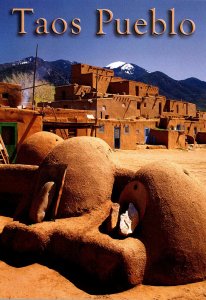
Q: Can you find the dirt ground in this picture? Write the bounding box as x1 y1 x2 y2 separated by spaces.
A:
1 148 206 299
113 148 206 185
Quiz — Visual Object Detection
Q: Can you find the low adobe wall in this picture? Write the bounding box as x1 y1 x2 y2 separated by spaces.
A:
196 132 206 144
0 164 38 216
149 129 186 149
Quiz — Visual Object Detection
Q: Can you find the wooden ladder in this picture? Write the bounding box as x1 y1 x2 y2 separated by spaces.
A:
0 135 9 164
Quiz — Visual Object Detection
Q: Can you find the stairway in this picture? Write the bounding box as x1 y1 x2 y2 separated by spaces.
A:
0 135 9 164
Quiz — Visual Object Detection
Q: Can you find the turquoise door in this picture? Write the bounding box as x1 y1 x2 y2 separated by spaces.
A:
0 122 17 163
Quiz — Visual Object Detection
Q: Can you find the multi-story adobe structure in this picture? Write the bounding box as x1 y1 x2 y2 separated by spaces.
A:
1 63 206 154
38 63 206 149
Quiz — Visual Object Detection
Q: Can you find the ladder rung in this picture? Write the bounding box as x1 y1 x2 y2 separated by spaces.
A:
0 135 9 164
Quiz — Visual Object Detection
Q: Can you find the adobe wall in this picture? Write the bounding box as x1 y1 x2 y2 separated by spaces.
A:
0 108 42 151
41 108 96 123
149 129 186 149
131 82 159 97
110 77 125 82
197 111 206 120
0 83 22 107
187 103 196 117
196 132 206 144
55 85 91 101
140 96 166 118
160 117 206 138
49 96 141 120
97 95 141 119
50 99 96 112
108 80 159 97
164 100 196 117
73 73 111 95
168 130 186 149
185 120 206 137
0 164 38 195
71 64 114 95
95 119 158 149
135 120 158 145
160 118 186 130
71 63 114 78
108 81 130 95
149 129 169 147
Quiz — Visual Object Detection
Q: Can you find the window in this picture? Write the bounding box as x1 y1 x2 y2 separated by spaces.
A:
98 124 104 133
144 103 147 108
2 93 9 99
176 105 179 114
68 128 77 137
1 126 15 145
124 125 130 134
137 102 141 109
102 105 106 111
61 91 66 100
159 102 162 115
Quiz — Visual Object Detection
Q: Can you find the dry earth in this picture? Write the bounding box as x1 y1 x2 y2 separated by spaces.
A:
1 148 206 299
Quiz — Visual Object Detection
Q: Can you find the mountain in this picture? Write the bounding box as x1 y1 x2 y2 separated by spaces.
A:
0 57 74 86
0 57 206 110
106 62 206 110
106 61 149 80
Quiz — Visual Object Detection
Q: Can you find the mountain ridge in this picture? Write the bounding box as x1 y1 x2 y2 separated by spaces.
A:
0 57 205 110
106 62 206 110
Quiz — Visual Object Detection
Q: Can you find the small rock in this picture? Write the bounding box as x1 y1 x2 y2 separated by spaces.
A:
106 203 120 232
119 203 139 237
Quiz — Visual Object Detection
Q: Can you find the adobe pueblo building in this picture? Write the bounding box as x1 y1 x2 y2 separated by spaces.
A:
39 63 206 150
0 62 206 160
0 82 42 162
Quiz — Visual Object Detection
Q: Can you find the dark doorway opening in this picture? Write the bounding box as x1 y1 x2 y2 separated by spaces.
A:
114 126 121 149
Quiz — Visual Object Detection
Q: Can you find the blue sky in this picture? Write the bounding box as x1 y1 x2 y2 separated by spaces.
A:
0 0 206 80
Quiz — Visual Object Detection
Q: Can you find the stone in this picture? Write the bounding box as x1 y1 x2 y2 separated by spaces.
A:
119 203 139 237
106 202 120 232
29 181 56 223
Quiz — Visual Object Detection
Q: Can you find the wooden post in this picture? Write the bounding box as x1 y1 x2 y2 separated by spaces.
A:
32 44 38 110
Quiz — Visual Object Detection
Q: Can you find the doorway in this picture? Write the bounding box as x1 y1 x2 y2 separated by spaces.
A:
144 127 150 144
114 126 121 149
159 102 162 115
0 122 17 162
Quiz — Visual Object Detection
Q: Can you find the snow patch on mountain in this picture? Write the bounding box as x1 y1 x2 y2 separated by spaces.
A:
20 61 29 65
121 63 134 74
106 61 136 74
106 61 126 69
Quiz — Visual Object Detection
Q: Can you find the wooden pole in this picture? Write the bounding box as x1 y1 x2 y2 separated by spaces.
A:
32 44 38 110
95 69 99 137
